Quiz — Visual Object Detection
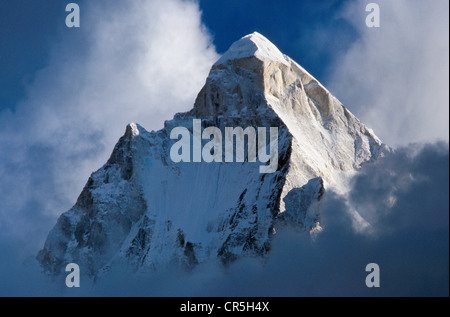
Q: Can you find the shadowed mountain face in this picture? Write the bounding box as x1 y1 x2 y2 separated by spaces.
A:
37 32 387 277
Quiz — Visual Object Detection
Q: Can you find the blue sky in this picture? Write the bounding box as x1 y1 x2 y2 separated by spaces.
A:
0 1 63 110
0 0 448 296
199 0 357 76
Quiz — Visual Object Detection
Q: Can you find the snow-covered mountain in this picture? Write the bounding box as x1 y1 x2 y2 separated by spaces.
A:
37 32 387 277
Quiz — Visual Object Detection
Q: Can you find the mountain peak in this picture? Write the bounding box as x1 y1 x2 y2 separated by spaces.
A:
38 32 387 278
124 122 143 138
214 32 289 66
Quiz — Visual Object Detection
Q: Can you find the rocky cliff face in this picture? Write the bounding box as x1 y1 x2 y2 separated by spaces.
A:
37 32 388 277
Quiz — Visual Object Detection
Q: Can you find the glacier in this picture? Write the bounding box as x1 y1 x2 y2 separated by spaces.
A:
37 32 388 277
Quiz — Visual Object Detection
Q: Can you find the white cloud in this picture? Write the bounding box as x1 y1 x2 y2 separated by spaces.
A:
0 0 218 249
328 0 449 147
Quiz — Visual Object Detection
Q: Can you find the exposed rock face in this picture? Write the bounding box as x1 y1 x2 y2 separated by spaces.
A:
37 32 388 277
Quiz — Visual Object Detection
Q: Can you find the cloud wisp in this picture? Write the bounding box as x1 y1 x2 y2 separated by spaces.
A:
328 0 449 147
0 0 218 254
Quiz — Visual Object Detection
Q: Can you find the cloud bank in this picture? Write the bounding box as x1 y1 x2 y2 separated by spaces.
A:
88 142 448 297
1 142 447 296
328 0 449 147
